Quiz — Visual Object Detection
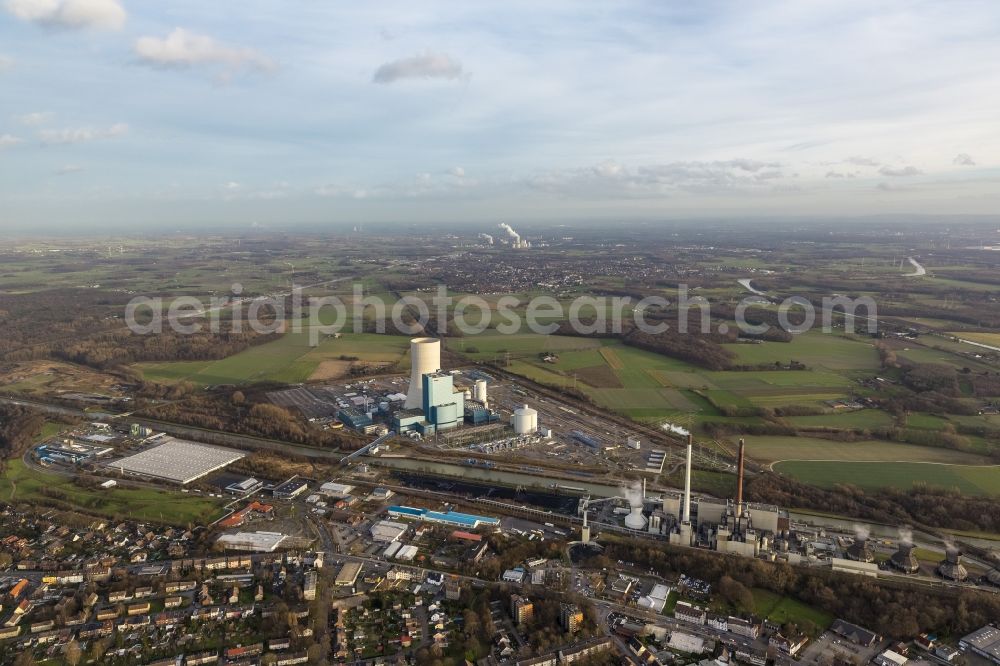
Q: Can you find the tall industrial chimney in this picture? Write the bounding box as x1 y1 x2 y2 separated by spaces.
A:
736 438 746 518
682 435 693 524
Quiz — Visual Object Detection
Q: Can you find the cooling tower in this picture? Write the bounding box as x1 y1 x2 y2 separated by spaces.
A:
623 482 648 530
404 337 441 409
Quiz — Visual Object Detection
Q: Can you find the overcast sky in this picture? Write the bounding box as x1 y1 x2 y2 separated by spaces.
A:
2 0 999 229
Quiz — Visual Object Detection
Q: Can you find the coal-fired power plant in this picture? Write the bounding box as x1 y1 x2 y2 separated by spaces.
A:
498 223 530 249
404 337 441 409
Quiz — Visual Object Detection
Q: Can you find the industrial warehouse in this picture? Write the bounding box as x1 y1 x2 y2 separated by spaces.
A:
107 438 246 484
387 505 502 529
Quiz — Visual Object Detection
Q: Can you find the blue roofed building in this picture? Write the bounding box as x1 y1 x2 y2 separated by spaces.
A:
387 505 500 529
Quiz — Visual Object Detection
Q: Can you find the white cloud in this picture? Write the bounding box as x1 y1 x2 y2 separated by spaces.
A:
0 134 23 148
878 165 923 177
4 0 125 30
38 122 128 145
134 29 275 75
16 111 54 126
55 164 84 175
846 156 881 167
448 166 465 178
373 52 465 84
0 54 12 70
527 159 787 196
953 153 976 166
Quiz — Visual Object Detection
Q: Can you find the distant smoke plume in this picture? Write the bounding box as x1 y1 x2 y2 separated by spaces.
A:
853 524 870 541
898 526 913 546
498 222 520 243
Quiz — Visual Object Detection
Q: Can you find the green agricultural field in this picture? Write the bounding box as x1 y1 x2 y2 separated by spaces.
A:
0 460 226 524
459 333 602 361
703 389 754 409
774 460 1000 496
948 331 1000 346
136 331 410 386
740 435 989 465
784 410 894 429
904 413 950 430
727 331 880 370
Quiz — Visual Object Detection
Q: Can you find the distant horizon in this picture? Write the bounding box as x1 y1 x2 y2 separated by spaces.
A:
2 1 1000 227
2 212 1000 239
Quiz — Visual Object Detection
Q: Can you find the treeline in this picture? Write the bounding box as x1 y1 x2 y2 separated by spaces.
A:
139 393 365 450
0 289 123 362
590 535 1000 639
0 404 46 460
0 288 282 371
622 326 735 370
711 303 796 343
746 471 1000 534
551 318 736 370
55 326 279 369
874 359 993 416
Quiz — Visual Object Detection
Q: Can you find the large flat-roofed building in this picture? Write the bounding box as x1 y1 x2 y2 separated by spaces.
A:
318 482 354 497
370 520 408 543
960 625 1000 665
108 438 244 484
387 505 500 529
272 476 309 499
335 562 362 587
216 531 287 552
337 408 373 431
226 477 263 495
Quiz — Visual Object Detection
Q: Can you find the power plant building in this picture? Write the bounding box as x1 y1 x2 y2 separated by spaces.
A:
404 338 441 409
423 371 465 430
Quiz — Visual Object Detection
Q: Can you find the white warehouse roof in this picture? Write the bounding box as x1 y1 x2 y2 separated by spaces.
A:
109 438 245 484
319 482 355 496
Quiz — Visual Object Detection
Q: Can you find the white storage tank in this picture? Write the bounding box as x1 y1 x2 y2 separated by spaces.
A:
512 404 538 435
474 379 488 403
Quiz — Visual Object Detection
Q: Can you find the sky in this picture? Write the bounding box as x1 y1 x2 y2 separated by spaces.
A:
1 0 1000 229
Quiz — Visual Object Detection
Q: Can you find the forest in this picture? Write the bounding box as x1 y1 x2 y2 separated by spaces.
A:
591 535 1000 639
0 404 47 463
138 390 366 451
0 288 280 370
746 471 1000 534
